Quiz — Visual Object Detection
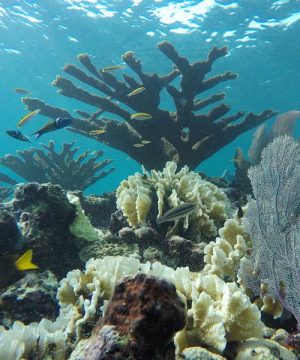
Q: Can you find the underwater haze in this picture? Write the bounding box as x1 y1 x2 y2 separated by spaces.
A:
0 0 300 194
2 1 300 360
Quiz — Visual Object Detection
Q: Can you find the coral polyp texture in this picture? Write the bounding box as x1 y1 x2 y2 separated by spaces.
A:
22 41 276 170
0 140 114 192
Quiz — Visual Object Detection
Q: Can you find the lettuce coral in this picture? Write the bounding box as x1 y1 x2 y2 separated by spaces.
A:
116 161 230 241
203 213 251 281
0 255 266 359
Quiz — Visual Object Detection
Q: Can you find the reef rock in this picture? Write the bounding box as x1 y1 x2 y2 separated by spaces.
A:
0 209 22 254
9 182 83 277
76 273 186 359
0 270 59 327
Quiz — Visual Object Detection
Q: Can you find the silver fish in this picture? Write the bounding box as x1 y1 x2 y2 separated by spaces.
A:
156 202 197 225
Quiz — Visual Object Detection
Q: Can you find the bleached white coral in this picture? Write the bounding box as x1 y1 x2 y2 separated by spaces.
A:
57 256 264 355
67 193 100 241
203 215 251 280
235 338 297 360
116 161 230 240
175 273 265 353
0 319 68 360
0 256 266 358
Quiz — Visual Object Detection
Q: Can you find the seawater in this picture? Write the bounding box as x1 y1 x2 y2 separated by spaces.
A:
0 0 300 194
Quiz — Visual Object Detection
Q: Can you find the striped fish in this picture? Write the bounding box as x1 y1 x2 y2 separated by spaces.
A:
156 202 197 225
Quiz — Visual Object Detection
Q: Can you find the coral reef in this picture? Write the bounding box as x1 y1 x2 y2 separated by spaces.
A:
203 213 251 281
0 209 23 254
22 41 275 170
69 191 116 228
57 256 265 356
97 161 231 270
116 161 230 240
0 270 59 327
3 182 83 277
1 254 298 359
0 140 114 192
239 136 300 329
235 338 297 360
77 273 186 359
0 172 16 202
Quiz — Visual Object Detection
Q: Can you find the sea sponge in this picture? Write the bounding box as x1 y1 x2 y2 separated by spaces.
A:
116 161 230 241
203 214 251 280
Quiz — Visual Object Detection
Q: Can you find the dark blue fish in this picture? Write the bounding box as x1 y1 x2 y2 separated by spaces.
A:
6 130 31 142
32 117 72 139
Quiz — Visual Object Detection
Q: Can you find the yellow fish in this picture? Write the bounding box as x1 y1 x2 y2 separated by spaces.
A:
127 87 145 97
101 65 126 73
130 113 152 121
133 143 144 148
141 140 151 144
17 109 40 127
0 249 39 289
89 129 107 135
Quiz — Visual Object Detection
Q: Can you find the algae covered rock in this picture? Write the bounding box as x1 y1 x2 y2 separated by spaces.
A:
11 182 82 277
76 273 186 359
0 270 59 327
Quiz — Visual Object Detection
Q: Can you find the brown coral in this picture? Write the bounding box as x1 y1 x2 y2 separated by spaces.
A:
22 41 276 170
0 140 114 191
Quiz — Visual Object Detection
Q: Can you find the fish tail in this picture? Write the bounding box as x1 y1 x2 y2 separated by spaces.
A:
15 249 39 271
32 131 42 140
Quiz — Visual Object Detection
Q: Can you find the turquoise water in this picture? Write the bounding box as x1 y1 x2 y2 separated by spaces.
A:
0 0 300 194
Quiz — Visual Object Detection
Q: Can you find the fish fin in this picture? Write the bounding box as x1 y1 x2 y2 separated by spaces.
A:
31 131 42 140
15 249 39 271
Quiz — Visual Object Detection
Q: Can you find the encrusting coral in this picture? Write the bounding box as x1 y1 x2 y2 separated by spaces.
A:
0 140 114 192
116 161 230 242
21 41 276 170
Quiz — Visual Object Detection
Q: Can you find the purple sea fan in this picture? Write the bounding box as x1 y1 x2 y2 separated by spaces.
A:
240 135 300 329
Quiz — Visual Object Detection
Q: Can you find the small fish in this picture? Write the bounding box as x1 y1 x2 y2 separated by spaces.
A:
141 140 151 145
100 65 126 73
156 202 197 225
89 129 106 135
7 130 31 142
15 88 32 95
32 117 72 139
127 87 145 97
237 204 244 218
17 109 40 127
133 143 144 148
130 113 152 121
0 249 38 289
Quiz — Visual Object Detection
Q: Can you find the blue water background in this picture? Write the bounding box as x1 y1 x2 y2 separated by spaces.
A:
0 0 300 194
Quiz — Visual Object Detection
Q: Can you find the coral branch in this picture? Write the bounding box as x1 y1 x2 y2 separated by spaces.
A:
21 41 276 170
0 141 114 191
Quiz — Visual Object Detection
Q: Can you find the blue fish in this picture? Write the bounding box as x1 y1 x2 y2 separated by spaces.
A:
6 130 31 142
32 117 72 139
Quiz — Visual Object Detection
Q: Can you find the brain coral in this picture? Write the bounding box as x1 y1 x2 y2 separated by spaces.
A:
116 161 230 241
